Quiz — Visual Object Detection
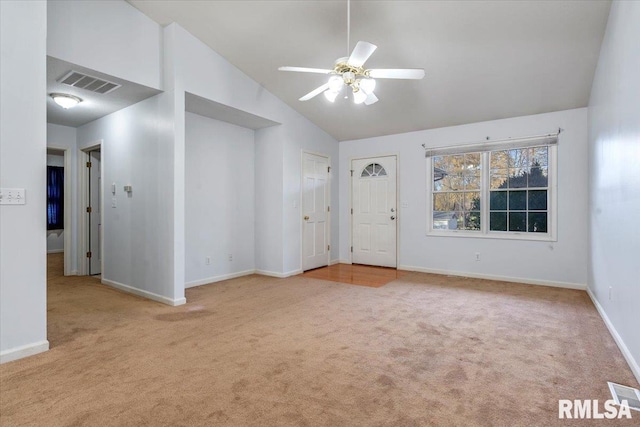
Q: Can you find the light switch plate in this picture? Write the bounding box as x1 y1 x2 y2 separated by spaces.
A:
0 188 26 205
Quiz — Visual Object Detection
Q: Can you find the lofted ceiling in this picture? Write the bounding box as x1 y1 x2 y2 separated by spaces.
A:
128 0 611 141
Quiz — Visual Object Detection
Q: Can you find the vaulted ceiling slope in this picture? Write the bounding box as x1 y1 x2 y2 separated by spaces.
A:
128 0 611 141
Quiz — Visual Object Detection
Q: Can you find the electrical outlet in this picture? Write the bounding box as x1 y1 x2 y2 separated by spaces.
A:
228 253 233 262
205 257 211 265
609 286 612 301
475 252 480 261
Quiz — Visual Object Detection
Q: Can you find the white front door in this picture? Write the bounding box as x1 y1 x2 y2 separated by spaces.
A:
352 156 397 268
302 152 330 271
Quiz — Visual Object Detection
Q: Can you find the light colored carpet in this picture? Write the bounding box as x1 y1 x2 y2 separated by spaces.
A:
0 253 637 426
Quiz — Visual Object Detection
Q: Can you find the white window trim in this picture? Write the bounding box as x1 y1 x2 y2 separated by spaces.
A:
426 145 557 242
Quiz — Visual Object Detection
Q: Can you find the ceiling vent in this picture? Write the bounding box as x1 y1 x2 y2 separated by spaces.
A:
58 70 121 95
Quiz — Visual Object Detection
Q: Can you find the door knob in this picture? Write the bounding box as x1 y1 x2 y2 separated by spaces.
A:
304 216 310 220
391 208 395 212
390 215 396 220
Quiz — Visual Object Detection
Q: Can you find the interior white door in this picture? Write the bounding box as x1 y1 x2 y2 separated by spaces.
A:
302 152 329 271
352 156 397 268
88 150 101 275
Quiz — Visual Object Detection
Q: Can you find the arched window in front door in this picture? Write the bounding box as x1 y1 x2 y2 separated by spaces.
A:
360 163 387 178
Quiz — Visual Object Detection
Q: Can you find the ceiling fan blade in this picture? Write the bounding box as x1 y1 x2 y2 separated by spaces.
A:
347 41 377 67
279 66 333 74
368 69 425 79
364 92 379 106
299 83 331 101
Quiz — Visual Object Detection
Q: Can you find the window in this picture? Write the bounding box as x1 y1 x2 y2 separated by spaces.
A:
489 147 548 233
361 163 387 177
432 153 481 230
427 136 557 240
47 166 64 230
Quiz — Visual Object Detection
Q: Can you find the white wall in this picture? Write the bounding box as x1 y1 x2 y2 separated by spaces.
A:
587 0 640 382
185 112 255 286
340 108 589 288
47 0 162 90
46 153 65 167
0 0 49 363
76 93 184 305
254 127 284 274
47 124 78 271
167 24 340 276
46 232 65 253
46 153 65 253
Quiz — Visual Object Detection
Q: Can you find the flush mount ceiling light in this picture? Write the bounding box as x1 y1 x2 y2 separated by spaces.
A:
278 0 425 105
50 93 82 109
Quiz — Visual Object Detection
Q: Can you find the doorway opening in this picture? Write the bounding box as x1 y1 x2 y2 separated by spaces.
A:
46 147 72 275
79 145 102 276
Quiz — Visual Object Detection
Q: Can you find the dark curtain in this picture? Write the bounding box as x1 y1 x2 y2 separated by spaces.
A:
47 166 64 230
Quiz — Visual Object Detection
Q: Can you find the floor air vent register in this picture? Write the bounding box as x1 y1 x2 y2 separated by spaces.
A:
608 382 640 411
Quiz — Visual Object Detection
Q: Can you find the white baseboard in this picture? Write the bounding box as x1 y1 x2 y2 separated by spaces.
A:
587 287 640 385
185 269 256 288
398 264 586 290
329 259 340 266
69 270 78 276
338 259 352 264
101 278 186 306
188 267 305 284
47 249 64 254
255 269 302 278
0 340 49 364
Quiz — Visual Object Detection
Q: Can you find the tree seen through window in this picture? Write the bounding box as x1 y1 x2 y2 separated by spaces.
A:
432 146 549 234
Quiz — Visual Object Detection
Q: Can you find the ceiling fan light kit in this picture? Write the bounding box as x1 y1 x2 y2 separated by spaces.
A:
324 89 340 103
278 0 424 106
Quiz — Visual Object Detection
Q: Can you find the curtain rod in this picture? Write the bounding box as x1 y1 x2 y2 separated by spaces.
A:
421 128 563 152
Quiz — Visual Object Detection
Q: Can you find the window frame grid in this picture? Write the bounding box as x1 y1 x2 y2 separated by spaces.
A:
431 152 482 232
426 145 557 241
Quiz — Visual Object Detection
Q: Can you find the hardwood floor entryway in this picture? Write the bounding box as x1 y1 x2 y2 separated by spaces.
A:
302 263 406 287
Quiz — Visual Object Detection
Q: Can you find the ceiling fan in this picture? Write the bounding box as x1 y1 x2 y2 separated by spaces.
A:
278 0 425 105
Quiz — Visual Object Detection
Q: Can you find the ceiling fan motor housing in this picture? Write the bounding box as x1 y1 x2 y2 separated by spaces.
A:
335 62 365 85
333 61 373 94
